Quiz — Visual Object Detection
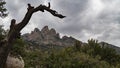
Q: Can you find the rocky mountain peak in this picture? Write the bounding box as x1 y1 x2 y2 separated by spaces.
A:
41 26 49 32
22 26 77 47
62 36 68 40
34 28 40 32
49 28 56 35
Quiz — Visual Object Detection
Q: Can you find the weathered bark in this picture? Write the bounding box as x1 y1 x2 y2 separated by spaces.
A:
0 3 65 68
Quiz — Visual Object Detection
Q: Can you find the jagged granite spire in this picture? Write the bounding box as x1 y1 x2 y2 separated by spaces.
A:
41 26 49 33
34 28 40 32
22 26 77 46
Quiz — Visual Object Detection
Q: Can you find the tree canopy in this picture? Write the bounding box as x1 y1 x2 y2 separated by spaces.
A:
0 0 7 17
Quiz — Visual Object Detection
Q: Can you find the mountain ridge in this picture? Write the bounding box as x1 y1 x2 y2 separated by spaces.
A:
22 26 120 53
22 26 77 47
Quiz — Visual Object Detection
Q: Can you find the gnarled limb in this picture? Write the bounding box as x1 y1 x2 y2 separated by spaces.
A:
0 2 66 68
17 3 66 31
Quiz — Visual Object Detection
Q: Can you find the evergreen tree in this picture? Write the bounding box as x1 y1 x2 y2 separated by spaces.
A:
0 0 7 17
0 25 5 41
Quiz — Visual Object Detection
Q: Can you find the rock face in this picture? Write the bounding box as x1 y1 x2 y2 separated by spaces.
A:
22 26 77 47
6 55 24 68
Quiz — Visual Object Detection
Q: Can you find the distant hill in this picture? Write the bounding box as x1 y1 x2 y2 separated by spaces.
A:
99 42 120 54
22 26 120 53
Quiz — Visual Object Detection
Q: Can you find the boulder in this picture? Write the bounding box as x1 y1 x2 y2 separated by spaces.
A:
6 55 24 68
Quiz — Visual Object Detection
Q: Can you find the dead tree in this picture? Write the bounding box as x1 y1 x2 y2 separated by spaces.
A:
0 3 66 68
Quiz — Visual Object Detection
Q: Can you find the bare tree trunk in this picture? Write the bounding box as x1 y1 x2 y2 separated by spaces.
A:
0 3 65 68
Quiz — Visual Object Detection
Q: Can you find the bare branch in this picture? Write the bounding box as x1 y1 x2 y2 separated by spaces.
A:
33 3 66 18
17 3 66 31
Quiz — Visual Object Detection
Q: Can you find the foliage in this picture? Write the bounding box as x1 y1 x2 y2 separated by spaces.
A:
23 39 120 68
0 25 5 41
80 39 120 66
0 25 26 57
10 38 26 57
0 0 7 17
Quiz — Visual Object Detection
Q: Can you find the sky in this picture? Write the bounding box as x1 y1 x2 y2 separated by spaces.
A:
0 0 120 47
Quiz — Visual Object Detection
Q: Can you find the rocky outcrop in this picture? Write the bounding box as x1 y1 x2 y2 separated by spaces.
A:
6 54 24 68
22 26 77 47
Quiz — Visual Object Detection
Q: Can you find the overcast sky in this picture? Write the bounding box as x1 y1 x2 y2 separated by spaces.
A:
0 0 120 47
